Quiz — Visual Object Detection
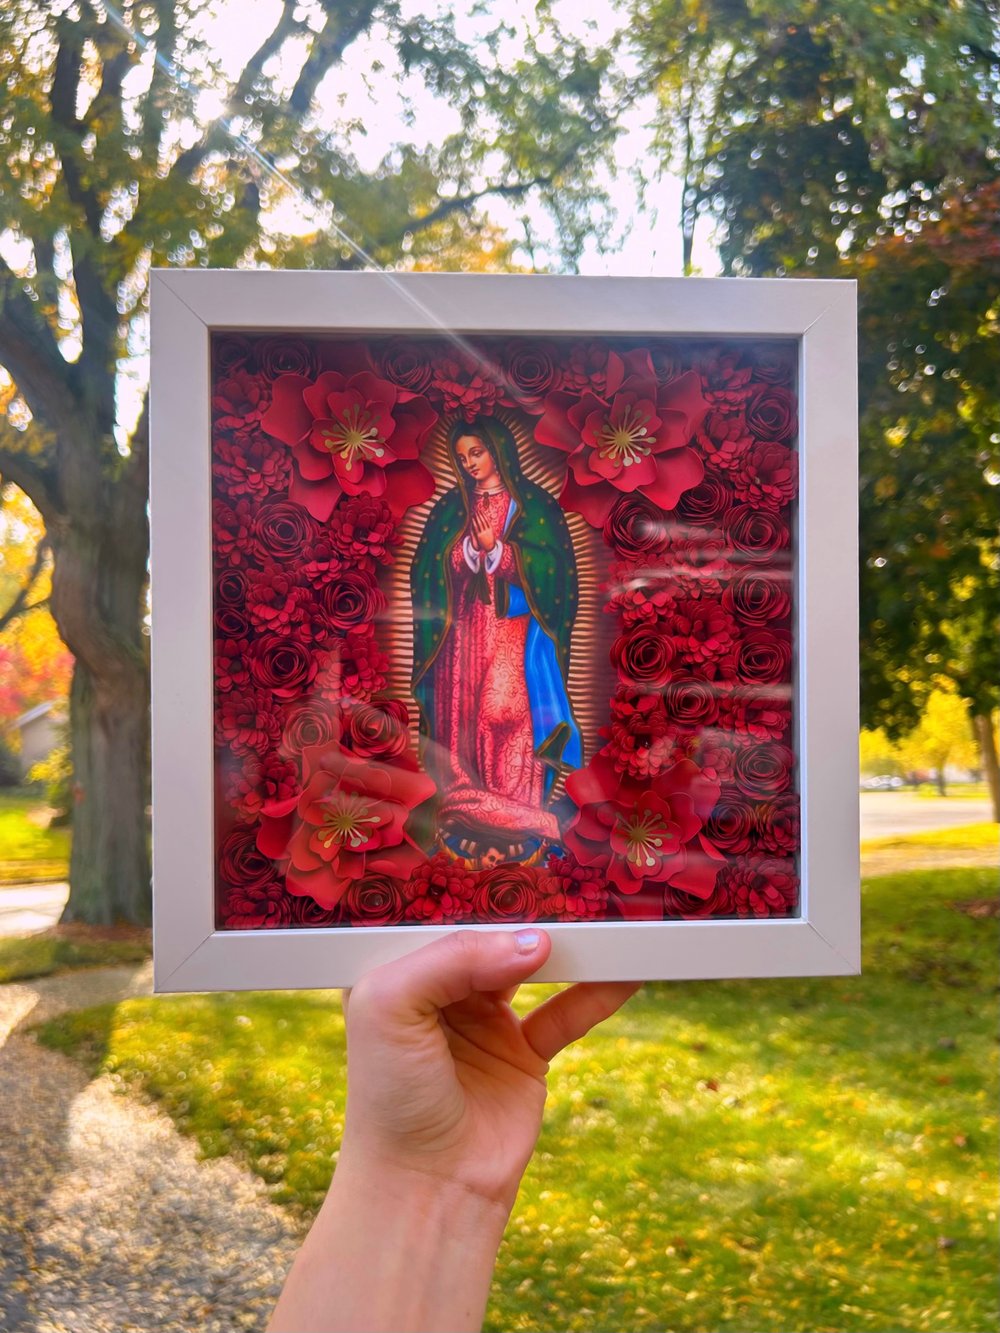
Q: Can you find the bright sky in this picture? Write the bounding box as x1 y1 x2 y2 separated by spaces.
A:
198 0 719 277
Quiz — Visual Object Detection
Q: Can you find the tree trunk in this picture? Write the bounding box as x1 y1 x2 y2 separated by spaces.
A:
48 468 150 925
974 713 1000 823
935 767 947 797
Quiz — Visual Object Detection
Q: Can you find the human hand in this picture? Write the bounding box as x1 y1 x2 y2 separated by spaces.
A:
472 512 496 553
339 929 640 1212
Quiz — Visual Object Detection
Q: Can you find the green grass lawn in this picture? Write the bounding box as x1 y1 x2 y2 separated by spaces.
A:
0 928 151 984
861 822 998 854
0 788 70 884
37 860 998 1333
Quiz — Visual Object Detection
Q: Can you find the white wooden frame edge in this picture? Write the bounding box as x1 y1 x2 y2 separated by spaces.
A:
150 271 859 991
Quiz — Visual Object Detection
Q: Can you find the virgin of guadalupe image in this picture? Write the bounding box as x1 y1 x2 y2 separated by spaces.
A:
411 417 582 867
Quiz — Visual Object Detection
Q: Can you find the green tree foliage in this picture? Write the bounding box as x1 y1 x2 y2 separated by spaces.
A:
0 0 619 921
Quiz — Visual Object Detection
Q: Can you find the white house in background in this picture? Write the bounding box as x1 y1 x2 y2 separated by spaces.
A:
8 700 66 779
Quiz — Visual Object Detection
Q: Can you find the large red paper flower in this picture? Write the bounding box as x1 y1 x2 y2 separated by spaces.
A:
535 360 709 526
257 741 435 909
262 369 437 521
564 753 721 895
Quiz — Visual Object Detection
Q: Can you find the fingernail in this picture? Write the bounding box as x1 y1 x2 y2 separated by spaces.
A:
514 929 541 954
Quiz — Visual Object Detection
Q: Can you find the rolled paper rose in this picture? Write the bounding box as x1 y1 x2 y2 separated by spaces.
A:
343 873 406 926
675 473 735 527
248 635 318 700
703 786 757 854
612 627 676 689
252 498 320 563
745 382 797 442
603 494 671 560
502 341 560 410
661 678 720 731
734 629 793 686
341 698 410 761
320 568 386 631
474 864 543 922
215 567 250 609
750 343 795 385
214 335 251 376
280 699 340 754
255 337 318 379
733 740 795 799
722 570 792 626
287 894 342 926
215 605 251 639
219 824 281 891
725 504 790 562
377 339 435 396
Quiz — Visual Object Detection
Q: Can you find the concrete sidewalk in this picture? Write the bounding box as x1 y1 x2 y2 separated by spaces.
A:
0 881 69 937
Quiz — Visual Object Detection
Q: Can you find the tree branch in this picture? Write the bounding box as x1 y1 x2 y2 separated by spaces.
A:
0 262 81 449
289 0 379 115
381 175 551 245
0 534 50 633
0 432 62 524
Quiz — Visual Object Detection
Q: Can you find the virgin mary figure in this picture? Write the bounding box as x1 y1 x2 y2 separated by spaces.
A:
411 416 582 864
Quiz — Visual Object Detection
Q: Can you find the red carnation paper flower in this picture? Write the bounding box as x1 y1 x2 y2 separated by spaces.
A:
262 369 437 521
430 355 503 420
257 741 435 910
541 853 610 920
536 360 709 527
403 852 477 923
564 752 722 897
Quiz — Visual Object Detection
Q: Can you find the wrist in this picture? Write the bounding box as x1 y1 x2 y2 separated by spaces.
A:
270 1148 510 1333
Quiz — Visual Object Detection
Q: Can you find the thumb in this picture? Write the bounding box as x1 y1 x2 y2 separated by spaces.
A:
358 929 552 1022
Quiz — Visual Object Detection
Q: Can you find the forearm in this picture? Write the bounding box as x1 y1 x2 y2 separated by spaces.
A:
268 1152 510 1333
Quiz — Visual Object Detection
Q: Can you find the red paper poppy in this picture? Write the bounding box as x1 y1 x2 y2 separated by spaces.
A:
257 741 435 909
262 369 437 521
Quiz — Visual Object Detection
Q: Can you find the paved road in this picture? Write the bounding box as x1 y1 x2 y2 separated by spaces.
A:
859 791 994 841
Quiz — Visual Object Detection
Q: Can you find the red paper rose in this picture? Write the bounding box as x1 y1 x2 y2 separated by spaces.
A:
215 605 251 639
280 699 340 754
341 698 410 761
745 383 797 443
215 567 249 609
603 495 670 560
257 741 435 909
252 499 320 563
343 873 406 926
214 336 251 375
248 635 319 700
662 678 720 732
675 474 735 527
536 362 708 527
703 786 758 854
733 629 793 686
612 627 676 690
320 568 386 631
403 852 477 923
501 342 560 410
564 753 721 895
733 741 795 799
256 337 318 379
219 824 280 889
725 505 791 562
288 895 343 926
750 344 795 385
262 369 437 521
377 340 435 396
475 864 543 921
722 571 791 626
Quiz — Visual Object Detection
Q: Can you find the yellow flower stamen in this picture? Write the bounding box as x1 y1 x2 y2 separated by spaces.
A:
318 792 380 850
596 404 653 467
616 807 667 870
320 405 386 468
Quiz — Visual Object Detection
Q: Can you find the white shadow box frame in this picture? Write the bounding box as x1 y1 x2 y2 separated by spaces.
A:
150 271 859 991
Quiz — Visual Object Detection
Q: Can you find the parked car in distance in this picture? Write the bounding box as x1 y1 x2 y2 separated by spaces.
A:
860 774 905 791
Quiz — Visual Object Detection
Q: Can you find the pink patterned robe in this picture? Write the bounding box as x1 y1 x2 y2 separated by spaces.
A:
430 486 560 843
